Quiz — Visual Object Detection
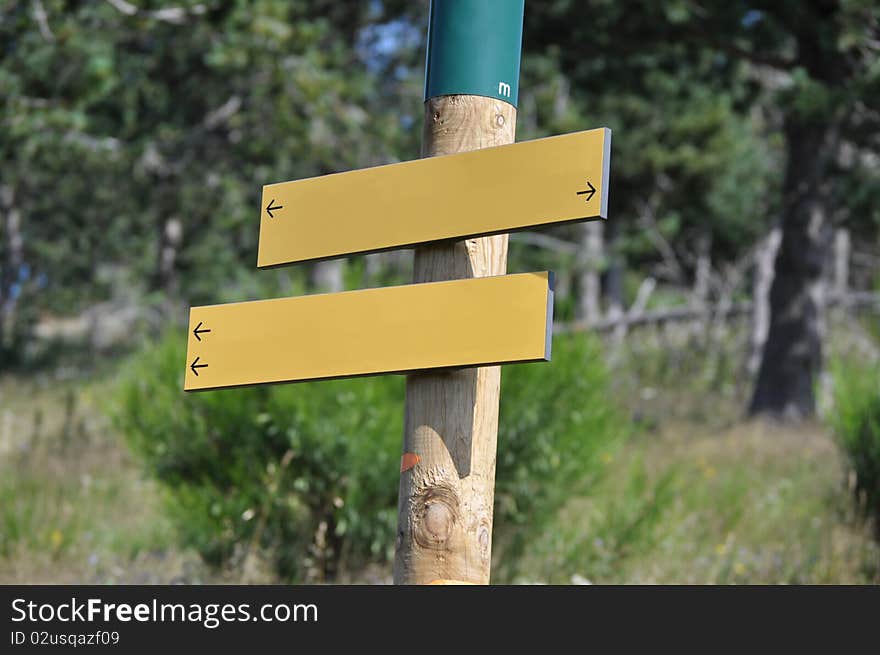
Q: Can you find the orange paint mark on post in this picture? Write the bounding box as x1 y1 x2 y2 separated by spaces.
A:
400 453 421 473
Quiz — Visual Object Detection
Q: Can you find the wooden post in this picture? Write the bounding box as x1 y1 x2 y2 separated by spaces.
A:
394 1 524 585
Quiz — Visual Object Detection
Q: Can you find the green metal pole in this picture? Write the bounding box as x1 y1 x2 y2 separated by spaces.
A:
424 0 525 106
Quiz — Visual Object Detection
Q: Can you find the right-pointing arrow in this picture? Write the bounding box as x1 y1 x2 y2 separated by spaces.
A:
576 180 596 202
190 357 208 376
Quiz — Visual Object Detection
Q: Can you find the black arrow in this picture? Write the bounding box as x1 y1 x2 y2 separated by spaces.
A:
193 321 211 341
266 198 283 218
190 357 208 376
576 180 596 202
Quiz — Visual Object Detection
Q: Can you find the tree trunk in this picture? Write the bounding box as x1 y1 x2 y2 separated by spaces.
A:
691 230 711 335
309 260 344 293
156 218 182 296
364 253 382 286
0 185 23 351
749 118 836 420
833 228 850 302
604 219 625 307
576 221 604 323
749 227 782 375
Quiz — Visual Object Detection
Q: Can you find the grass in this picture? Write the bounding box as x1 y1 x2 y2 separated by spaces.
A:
1 324 878 584
508 317 880 584
516 420 878 583
0 374 211 583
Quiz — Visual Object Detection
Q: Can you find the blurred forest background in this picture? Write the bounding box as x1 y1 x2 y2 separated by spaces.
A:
1 0 879 584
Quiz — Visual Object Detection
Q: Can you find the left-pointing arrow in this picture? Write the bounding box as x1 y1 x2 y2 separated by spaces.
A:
190 357 208 376
193 321 211 341
266 198 283 218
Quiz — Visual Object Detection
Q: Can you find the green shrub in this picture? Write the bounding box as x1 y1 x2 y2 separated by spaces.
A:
111 332 627 581
829 357 880 527
111 333 403 581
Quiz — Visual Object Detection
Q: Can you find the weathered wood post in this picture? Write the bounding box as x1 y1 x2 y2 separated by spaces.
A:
394 0 525 585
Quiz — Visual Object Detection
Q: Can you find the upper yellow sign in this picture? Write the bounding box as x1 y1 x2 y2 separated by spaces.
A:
184 271 554 391
257 128 610 268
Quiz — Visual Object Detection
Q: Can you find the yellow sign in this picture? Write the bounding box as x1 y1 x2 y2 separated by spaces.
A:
258 128 610 267
184 272 554 391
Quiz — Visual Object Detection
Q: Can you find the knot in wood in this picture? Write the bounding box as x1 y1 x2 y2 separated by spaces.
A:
412 484 459 550
425 503 452 541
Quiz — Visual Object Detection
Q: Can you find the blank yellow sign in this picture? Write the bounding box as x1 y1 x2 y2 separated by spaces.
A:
184 272 554 391
258 128 610 267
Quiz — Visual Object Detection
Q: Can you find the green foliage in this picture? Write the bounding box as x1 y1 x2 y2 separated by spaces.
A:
5 0 879 378
494 335 627 574
0 1 423 358
111 333 403 580
830 357 880 527
518 0 880 290
111 332 628 581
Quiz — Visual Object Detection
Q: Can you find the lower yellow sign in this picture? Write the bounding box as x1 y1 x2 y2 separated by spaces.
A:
184 272 555 391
